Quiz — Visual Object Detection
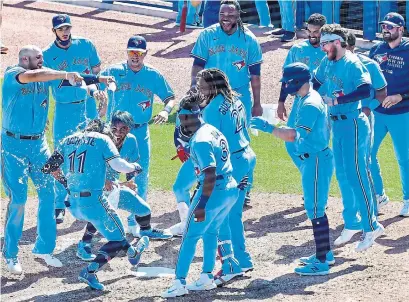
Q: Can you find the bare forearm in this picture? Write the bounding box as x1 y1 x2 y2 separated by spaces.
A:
272 127 296 142
18 68 66 84
202 168 216 197
375 87 387 103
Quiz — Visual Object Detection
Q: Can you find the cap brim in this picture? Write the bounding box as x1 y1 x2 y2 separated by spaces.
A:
379 20 400 27
127 48 147 52
54 23 72 29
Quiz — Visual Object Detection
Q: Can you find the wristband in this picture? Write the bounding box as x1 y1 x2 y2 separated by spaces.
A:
89 88 97 97
164 104 173 114
196 195 209 209
402 93 409 101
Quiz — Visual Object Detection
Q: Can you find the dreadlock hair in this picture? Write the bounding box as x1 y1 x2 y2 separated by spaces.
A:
321 24 348 48
197 68 239 104
84 119 115 141
220 0 246 40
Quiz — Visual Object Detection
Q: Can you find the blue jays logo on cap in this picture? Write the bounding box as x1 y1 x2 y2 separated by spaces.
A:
380 12 405 27
52 14 72 29
127 35 147 52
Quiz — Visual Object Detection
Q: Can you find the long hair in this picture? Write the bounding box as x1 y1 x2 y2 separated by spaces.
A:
197 68 239 104
84 119 114 141
220 0 246 40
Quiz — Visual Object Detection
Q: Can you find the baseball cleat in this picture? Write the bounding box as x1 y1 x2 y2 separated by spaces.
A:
166 222 184 237
299 251 335 266
334 228 361 246
33 253 63 267
214 271 243 287
295 261 330 276
76 241 96 261
127 236 149 266
55 209 65 224
281 31 296 42
244 191 251 207
241 267 254 273
355 224 385 252
139 228 173 240
377 194 390 209
78 268 105 290
162 279 188 298
399 200 409 217
187 273 217 291
5 257 23 275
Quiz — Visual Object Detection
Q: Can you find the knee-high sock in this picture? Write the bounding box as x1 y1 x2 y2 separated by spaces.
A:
82 222 97 243
87 239 129 273
135 214 151 231
311 214 330 263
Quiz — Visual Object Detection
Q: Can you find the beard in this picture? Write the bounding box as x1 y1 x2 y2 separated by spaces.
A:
28 58 42 70
326 46 337 61
383 31 399 42
309 36 320 46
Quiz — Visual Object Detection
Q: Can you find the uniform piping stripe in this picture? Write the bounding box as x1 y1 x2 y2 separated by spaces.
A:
105 155 120 162
162 95 175 103
248 60 263 67
1 155 13 257
297 125 312 132
353 119 375 231
313 156 319 219
98 196 126 239
375 84 387 91
190 53 207 62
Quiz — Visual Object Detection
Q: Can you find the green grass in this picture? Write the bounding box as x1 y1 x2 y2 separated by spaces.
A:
0 79 402 201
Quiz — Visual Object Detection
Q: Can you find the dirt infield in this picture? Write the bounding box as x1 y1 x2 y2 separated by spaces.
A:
1 2 409 301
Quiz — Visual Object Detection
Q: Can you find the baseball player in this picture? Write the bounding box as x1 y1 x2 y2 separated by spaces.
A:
345 31 388 219
277 13 327 170
313 24 384 251
190 0 263 204
270 0 296 42
42 119 150 291
176 0 203 28
100 35 175 213
162 95 239 298
43 14 104 224
369 12 409 217
251 62 334 276
1 45 83 274
197 68 255 284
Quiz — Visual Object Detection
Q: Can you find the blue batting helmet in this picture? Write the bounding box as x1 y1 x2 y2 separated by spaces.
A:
280 62 311 95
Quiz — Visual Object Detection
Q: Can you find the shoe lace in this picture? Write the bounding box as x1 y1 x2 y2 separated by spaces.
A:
12 258 19 265
151 228 164 234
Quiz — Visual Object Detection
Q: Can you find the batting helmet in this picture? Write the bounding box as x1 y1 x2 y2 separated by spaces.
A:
280 62 311 95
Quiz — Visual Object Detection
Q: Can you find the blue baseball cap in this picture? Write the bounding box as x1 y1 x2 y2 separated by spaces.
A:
380 12 405 27
52 14 72 29
127 35 147 52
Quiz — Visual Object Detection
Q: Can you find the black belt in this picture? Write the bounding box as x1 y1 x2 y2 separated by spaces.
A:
133 123 146 129
6 131 42 140
71 100 85 104
70 191 91 197
330 109 362 121
232 147 246 154
298 147 329 161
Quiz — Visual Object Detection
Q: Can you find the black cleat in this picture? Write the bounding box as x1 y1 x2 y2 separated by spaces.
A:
55 209 65 224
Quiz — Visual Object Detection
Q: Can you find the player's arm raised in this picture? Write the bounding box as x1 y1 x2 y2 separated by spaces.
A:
18 68 82 84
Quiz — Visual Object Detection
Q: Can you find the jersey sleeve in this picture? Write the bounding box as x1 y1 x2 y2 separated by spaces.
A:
87 39 101 68
194 141 216 172
6 66 27 87
367 61 387 91
295 103 321 139
313 57 327 85
154 71 175 102
247 36 263 67
202 106 222 131
352 60 372 88
191 31 209 62
102 136 120 162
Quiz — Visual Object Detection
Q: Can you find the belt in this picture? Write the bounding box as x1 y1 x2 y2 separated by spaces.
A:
330 109 362 121
133 123 147 129
70 191 92 197
232 147 246 154
6 131 42 140
298 147 329 161
71 100 85 104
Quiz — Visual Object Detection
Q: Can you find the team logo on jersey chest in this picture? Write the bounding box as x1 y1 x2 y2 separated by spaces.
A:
232 60 246 70
138 100 151 111
58 60 68 71
332 90 345 98
83 68 90 74
374 53 388 65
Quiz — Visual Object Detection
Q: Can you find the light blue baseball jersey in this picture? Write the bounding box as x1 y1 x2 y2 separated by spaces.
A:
106 133 139 181
293 88 330 154
2 66 49 134
356 53 387 110
43 36 101 103
58 131 119 191
191 24 263 89
314 51 372 115
189 124 233 182
284 40 326 72
202 94 250 153
101 62 174 124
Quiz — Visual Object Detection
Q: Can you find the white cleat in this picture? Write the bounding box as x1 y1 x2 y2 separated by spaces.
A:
399 200 409 217
187 273 217 291
334 228 361 246
162 279 188 298
127 225 141 237
214 272 243 286
166 222 185 237
33 253 63 267
5 257 23 275
377 194 390 209
355 224 385 252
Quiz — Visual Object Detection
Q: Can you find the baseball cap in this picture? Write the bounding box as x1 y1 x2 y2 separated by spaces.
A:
280 62 310 83
52 14 72 29
380 12 405 27
127 36 147 52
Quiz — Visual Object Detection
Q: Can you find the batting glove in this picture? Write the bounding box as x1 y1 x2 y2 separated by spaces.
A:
250 117 275 133
171 146 190 163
